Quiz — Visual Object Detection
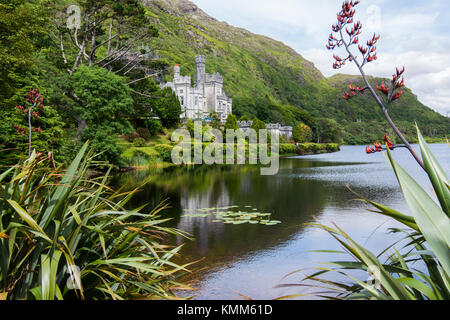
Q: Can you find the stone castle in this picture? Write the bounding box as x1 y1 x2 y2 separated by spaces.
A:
238 121 293 140
161 55 293 139
161 55 232 123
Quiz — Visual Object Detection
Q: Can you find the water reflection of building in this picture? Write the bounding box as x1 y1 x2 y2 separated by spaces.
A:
176 185 231 255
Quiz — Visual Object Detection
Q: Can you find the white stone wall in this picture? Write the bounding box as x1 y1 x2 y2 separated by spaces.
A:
238 121 293 140
161 56 232 122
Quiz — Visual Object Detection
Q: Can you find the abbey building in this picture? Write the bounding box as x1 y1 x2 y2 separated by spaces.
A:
161 55 232 123
161 55 293 139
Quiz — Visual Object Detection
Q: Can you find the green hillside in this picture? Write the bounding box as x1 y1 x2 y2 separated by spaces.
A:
144 0 449 144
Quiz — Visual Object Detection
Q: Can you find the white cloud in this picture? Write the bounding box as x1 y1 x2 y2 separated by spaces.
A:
303 48 450 115
191 0 450 116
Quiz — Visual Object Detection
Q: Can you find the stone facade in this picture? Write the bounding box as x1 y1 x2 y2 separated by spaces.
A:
161 55 232 123
238 121 293 140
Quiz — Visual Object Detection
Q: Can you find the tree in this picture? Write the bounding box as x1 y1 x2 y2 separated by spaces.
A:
50 0 167 123
0 0 48 107
293 123 313 143
68 65 135 165
239 115 251 122
224 114 239 131
250 118 267 131
327 0 424 168
146 118 163 136
70 65 134 137
154 88 181 129
316 118 342 143
210 112 222 130
51 0 158 76
186 119 195 136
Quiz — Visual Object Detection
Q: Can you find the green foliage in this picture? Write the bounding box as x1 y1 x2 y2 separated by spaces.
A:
315 118 343 143
0 94 65 165
224 114 239 131
153 88 181 129
296 143 338 155
293 123 313 143
121 146 162 167
136 127 151 141
71 65 134 132
250 118 267 131
186 119 195 136
0 145 191 300
279 144 298 155
69 65 136 165
154 144 174 162
209 112 222 130
133 137 146 148
145 118 163 136
89 130 127 167
0 0 48 107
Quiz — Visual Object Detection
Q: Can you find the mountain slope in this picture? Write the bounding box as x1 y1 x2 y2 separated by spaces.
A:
143 0 449 143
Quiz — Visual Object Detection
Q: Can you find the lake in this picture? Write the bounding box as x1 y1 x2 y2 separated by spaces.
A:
111 144 449 300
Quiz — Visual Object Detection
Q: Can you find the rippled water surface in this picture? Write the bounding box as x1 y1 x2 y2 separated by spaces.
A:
112 145 449 300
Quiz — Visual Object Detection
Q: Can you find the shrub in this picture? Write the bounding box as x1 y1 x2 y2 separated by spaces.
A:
326 143 340 153
127 131 140 143
224 114 239 131
279 144 298 155
133 137 146 148
293 123 313 143
136 127 151 141
146 119 163 136
154 144 174 162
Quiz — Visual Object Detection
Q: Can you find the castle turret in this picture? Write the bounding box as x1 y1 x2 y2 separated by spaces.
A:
195 55 206 91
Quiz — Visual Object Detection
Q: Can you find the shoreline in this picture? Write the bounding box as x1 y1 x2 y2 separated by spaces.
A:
120 143 341 172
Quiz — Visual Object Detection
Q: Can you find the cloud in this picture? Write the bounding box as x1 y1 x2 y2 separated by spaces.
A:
191 0 450 115
303 48 450 115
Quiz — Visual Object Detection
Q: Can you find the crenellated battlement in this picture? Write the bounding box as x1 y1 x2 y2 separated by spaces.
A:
205 72 223 84
238 121 253 128
174 75 191 85
195 55 206 64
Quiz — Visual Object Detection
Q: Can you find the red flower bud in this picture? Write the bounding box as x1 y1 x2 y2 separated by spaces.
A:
392 90 403 101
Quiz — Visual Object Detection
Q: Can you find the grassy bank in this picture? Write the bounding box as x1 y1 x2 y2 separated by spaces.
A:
120 135 340 169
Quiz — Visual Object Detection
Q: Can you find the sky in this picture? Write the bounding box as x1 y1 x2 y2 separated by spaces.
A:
190 0 450 116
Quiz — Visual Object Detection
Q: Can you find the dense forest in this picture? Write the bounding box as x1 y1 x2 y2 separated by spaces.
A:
0 0 448 167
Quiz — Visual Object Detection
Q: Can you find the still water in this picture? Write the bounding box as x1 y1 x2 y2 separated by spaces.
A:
112 144 449 300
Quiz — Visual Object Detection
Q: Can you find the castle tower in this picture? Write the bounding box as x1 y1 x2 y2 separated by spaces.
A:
195 55 206 91
174 64 180 79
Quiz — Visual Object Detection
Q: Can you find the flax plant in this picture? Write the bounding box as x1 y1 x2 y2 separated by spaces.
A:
0 142 193 300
